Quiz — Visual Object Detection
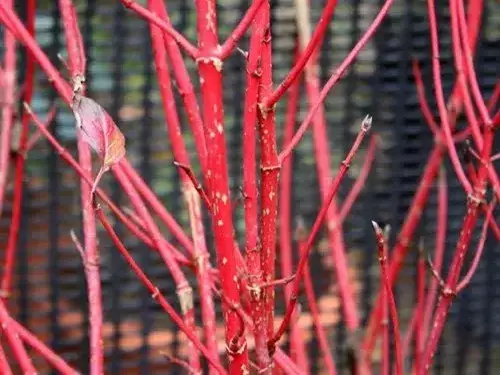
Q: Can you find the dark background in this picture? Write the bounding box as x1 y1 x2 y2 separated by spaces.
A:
1 0 499 373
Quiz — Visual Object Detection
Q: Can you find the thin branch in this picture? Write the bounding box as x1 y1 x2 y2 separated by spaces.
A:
173 161 212 210
279 0 395 160
119 0 198 59
95 205 226 374
372 221 403 375
269 117 371 348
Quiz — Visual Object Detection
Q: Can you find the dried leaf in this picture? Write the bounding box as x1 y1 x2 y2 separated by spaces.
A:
72 94 126 194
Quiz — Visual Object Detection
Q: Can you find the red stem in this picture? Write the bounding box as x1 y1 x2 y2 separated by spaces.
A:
278 52 309 371
429 0 472 193
362 0 484 355
415 245 426 374
148 8 218 367
0 300 36 373
422 169 448 341
1 0 35 301
0 0 16 220
95 206 226 374
487 80 500 112
147 0 207 172
241 4 271 370
420 3 495 369
372 222 402 375
269 117 371 348
455 199 496 293
194 0 249 371
257 5 280 369
263 0 339 108
120 0 199 59
57 1 104 371
12 319 80 374
298 229 337 375
381 234 389 375
280 0 395 160
219 0 266 59
0 344 13 375
338 135 378 223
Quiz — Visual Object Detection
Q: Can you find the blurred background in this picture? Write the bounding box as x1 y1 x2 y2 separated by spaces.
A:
0 0 499 373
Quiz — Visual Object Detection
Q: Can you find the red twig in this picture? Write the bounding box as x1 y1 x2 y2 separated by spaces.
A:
219 0 266 59
57 1 104 372
372 222 402 375
455 199 496 293
487 80 500 112
380 228 390 375
242 6 272 367
0 0 35 303
279 0 395 160
120 0 198 59
297 225 337 375
148 8 219 367
263 0 339 108
0 344 13 375
147 0 207 171
257 6 280 370
427 0 472 194
415 242 426 374
173 161 212 210
420 4 495 368
0 300 36 374
278 50 309 371
0 0 17 220
422 169 448 342
362 0 485 355
194 0 249 370
95 206 226 374
295 0 359 336
269 116 371 349
25 105 57 152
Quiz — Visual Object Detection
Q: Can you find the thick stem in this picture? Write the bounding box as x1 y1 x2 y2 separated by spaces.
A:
242 4 271 370
257 5 280 369
194 0 249 371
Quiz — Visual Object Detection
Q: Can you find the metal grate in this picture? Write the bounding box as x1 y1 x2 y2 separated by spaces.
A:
0 0 499 373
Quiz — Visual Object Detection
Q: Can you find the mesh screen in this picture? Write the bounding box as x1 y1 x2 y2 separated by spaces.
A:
0 0 499 373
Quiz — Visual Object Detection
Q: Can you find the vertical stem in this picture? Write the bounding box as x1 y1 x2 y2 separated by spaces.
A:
147 6 218 367
1 0 36 301
57 0 103 372
295 0 359 332
0 0 16 220
194 0 249 371
372 222 402 375
415 246 425 374
242 3 272 370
